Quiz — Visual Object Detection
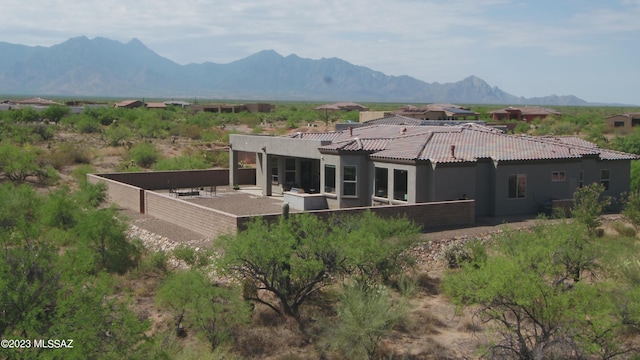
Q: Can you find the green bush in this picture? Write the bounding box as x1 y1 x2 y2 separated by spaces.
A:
104 124 133 146
128 142 161 168
76 116 102 133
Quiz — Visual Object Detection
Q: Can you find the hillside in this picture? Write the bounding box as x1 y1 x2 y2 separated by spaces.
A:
0 36 592 105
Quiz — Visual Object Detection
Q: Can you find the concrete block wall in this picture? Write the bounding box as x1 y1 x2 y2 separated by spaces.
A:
87 174 142 212
237 200 475 232
144 191 239 238
95 168 256 190
316 200 475 230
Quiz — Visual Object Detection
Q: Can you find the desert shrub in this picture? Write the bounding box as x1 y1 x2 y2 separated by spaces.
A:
156 270 252 350
549 121 579 135
622 190 640 229
47 142 92 168
207 150 229 168
76 116 102 133
31 123 56 140
128 142 161 168
571 183 610 234
441 239 486 269
104 124 133 146
173 123 202 140
325 281 407 360
0 141 43 182
610 221 637 237
396 273 419 298
172 244 211 268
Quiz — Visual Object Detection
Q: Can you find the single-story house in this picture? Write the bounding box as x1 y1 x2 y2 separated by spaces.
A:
606 112 640 131
114 100 144 109
315 102 369 112
490 106 562 123
395 104 479 121
229 122 637 217
145 102 167 110
192 103 275 114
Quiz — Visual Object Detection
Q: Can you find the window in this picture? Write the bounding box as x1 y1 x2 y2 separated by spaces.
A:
579 170 584 188
508 174 526 199
324 165 336 194
285 158 296 185
374 167 388 197
343 165 357 196
551 171 566 182
614 121 624 127
394 169 408 201
601 169 610 190
271 157 279 184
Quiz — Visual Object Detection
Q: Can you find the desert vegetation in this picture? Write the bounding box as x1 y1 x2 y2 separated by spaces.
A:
1 101 640 359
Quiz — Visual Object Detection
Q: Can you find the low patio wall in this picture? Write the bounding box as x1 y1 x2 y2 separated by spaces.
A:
94 168 256 190
87 173 142 212
145 192 238 237
237 200 475 233
90 171 475 240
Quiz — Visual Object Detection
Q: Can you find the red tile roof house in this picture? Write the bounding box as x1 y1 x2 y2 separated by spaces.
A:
395 104 479 121
490 106 562 123
229 122 637 217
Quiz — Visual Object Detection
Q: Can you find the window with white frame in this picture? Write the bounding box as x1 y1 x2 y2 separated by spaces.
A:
551 171 566 182
343 165 357 196
324 165 336 194
600 169 610 190
508 174 526 199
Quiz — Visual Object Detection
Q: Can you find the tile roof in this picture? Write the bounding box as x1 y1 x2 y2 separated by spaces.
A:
288 123 638 163
490 106 562 116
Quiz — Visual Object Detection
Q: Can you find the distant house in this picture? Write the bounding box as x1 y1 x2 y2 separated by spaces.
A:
315 102 369 112
114 100 144 109
395 104 479 121
145 102 167 110
490 106 561 122
193 103 275 114
16 97 61 106
164 100 191 109
230 122 636 217
605 112 640 131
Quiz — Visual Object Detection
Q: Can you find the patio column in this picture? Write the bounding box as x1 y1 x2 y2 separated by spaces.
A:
256 153 272 196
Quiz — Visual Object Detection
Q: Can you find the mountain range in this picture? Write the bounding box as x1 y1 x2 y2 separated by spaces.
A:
0 36 591 105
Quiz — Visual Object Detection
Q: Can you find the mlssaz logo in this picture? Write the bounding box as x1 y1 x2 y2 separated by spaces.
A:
34 339 74 349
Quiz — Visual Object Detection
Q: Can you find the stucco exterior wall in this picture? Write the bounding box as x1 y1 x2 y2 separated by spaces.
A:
432 164 477 201
474 161 495 216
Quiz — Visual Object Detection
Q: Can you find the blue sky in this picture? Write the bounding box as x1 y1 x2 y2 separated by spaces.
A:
1 0 639 104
